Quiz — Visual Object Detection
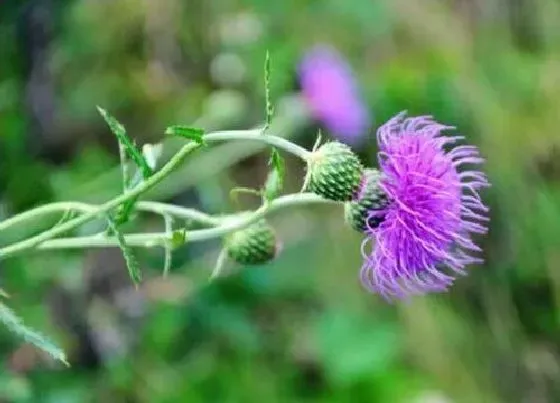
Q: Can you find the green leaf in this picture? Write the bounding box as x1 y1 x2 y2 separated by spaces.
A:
106 217 142 285
165 126 205 144
112 171 144 227
171 229 187 249
263 50 274 132
263 148 285 200
118 141 130 192
97 106 153 179
0 302 68 366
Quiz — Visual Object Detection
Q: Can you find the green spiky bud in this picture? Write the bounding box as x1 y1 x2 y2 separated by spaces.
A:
306 142 363 201
225 220 278 265
344 168 390 232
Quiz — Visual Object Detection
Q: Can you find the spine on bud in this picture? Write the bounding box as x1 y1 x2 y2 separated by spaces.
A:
306 142 363 201
225 220 279 265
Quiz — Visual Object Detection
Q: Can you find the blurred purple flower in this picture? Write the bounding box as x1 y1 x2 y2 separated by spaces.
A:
298 45 370 145
360 113 490 300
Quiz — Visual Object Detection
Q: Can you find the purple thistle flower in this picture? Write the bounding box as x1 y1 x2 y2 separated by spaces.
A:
360 112 490 300
298 45 370 146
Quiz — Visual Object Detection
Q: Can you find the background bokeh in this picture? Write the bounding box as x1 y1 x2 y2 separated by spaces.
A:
1 0 560 402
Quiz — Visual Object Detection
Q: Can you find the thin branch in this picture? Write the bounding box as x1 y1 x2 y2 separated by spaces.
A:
34 193 334 251
0 130 313 260
0 142 202 260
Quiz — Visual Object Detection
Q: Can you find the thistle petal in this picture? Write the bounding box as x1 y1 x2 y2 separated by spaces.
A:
360 113 490 299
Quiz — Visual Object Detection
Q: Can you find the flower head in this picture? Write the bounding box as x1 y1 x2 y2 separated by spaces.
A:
298 45 370 146
306 141 363 201
360 112 490 300
225 219 279 266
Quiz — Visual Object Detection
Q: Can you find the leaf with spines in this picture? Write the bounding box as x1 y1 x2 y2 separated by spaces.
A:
0 302 68 366
263 50 274 132
118 141 130 192
165 126 205 144
263 148 285 201
107 217 142 285
98 106 153 226
97 106 153 180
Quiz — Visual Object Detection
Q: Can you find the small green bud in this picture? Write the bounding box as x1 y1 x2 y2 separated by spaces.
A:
306 142 363 201
225 220 278 265
344 168 389 232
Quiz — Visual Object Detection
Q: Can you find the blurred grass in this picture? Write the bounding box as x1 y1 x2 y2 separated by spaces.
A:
1 0 560 402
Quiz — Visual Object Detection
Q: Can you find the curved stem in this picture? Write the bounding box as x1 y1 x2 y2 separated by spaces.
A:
0 142 202 260
0 202 96 232
204 130 311 160
35 193 334 250
0 130 313 260
0 201 220 233
136 201 220 226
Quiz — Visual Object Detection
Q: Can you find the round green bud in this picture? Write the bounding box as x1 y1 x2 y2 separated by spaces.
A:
344 168 389 233
225 220 278 265
306 142 363 201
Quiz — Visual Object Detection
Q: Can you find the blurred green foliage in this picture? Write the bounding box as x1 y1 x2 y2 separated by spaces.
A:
1 0 560 402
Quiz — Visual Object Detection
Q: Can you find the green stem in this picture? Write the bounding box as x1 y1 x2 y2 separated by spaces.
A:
204 130 311 160
35 193 333 250
136 201 220 226
0 202 96 232
0 142 202 260
0 130 313 260
0 201 219 233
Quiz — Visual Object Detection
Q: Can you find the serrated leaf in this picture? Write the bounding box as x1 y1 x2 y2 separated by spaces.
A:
118 141 130 192
165 126 205 144
0 302 68 366
97 106 153 179
263 50 274 132
263 148 285 200
107 217 142 285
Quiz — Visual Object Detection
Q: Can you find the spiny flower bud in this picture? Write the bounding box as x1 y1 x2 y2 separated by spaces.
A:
344 168 389 233
306 141 362 201
225 220 278 265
